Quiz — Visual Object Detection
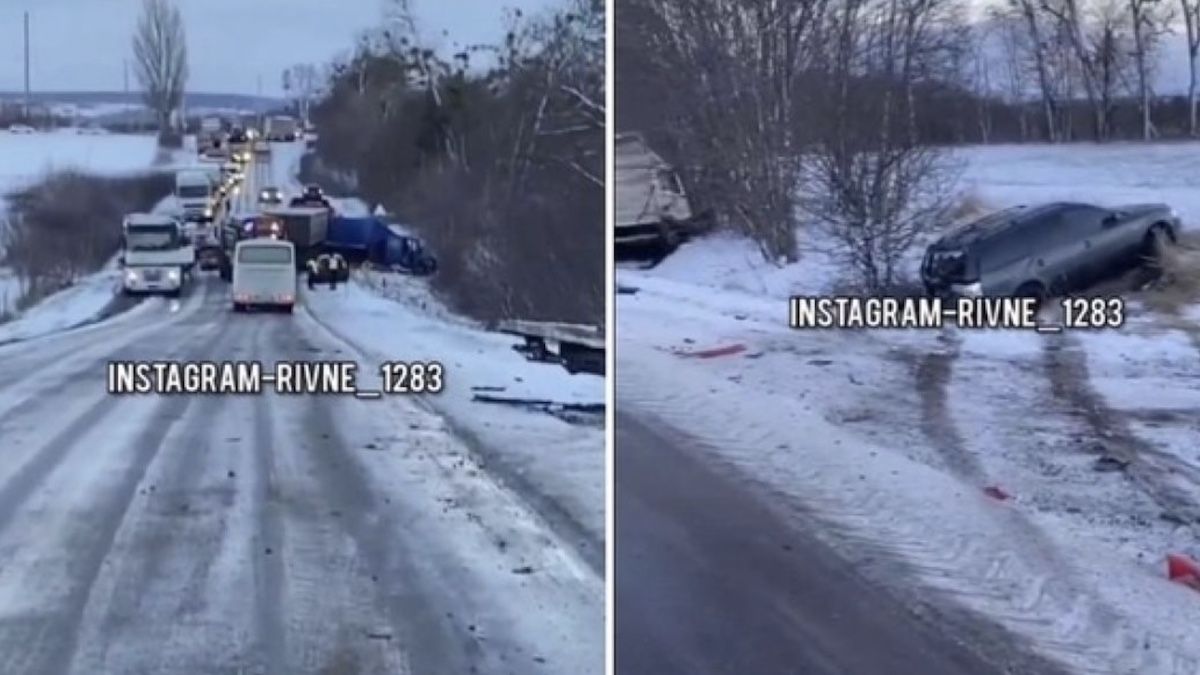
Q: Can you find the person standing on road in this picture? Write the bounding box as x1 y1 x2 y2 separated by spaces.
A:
327 253 345 290
306 257 319 290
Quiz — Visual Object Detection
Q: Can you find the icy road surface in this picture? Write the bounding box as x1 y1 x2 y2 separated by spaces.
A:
0 277 601 675
0 143 602 675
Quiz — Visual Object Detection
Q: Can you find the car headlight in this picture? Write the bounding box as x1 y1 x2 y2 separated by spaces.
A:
204 207 212 217
167 268 180 280
125 270 139 282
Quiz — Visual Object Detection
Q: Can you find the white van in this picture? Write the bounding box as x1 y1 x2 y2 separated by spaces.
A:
231 238 297 313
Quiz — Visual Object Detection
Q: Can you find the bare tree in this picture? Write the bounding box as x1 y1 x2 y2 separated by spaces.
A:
1183 0 1200 134
1040 0 1112 139
286 64 320 123
623 0 833 262
1006 0 1063 140
131 0 188 143
1127 0 1173 139
802 0 965 291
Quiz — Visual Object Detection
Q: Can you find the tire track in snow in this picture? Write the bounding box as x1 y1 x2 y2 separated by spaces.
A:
248 318 288 675
0 281 212 424
618 342 1200 675
906 330 985 480
0 368 212 673
64 317 259 674
1042 333 1200 525
896 331 1159 673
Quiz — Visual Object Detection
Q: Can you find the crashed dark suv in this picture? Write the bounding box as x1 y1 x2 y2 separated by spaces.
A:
921 201 1179 299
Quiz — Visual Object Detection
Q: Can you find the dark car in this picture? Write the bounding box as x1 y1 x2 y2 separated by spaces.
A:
290 185 333 212
258 186 283 205
921 202 1180 301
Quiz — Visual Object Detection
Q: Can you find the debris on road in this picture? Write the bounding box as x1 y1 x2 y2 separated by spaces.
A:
512 565 535 575
471 394 603 414
674 343 747 359
1093 455 1131 473
983 485 1011 501
1167 554 1200 592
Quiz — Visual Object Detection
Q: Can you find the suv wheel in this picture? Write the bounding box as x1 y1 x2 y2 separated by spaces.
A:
1015 281 1046 310
1141 226 1170 272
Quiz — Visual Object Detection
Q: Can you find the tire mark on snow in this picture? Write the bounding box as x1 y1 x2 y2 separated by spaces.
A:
8 381 202 675
292 381 477 674
0 327 215 521
65 318 246 674
906 330 986 480
249 318 286 675
1042 333 1200 525
621 343 1196 674
299 301 605 576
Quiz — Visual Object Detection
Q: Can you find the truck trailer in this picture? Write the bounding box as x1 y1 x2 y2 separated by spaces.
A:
264 206 329 268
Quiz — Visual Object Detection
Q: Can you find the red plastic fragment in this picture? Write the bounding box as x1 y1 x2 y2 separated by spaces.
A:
1167 554 1200 591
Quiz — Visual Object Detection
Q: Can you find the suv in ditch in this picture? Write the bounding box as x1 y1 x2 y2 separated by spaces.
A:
921 202 1179 300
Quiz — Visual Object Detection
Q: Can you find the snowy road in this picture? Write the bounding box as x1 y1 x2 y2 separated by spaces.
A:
0 146 602 674
615 413 1068 675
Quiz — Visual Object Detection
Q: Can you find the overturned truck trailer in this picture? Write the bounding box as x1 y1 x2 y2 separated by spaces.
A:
614 132 711 257
496 320 605 376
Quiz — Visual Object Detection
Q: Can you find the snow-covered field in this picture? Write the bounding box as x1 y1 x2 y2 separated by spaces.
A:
0 129 160 198
618 141 1200 674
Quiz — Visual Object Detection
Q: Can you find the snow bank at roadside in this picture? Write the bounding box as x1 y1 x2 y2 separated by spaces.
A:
300 279 605 553
0 267 124 343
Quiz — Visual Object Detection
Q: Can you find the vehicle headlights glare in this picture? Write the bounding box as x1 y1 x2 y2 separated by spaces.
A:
125 270 139 282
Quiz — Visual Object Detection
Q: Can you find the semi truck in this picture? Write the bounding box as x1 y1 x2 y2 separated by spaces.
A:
120 214 196 296
265 115 299 142
198 116 224 152
174 170 219 223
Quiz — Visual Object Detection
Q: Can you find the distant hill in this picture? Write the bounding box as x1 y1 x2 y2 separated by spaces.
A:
0 91 286 112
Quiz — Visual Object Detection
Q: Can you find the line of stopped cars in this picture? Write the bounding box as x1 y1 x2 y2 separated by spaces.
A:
921 201 1182 304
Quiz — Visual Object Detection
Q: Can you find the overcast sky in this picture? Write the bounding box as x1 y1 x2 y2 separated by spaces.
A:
0 0 563 96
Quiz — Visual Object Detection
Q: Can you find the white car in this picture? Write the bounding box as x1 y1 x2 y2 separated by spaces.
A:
7 124 35 134
231 238 297 313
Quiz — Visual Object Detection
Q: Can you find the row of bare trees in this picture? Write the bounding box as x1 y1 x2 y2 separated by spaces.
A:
620 0 1200 290
967 0 1200 141
307 0 604 323
620 0 968 289
1 171 174 309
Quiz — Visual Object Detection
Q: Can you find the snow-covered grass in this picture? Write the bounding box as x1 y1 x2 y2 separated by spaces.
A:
301 280 605 551
0 263 135 344
619 141 1200 673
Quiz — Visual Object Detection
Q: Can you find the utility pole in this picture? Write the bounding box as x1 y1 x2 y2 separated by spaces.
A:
23 11 31 118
